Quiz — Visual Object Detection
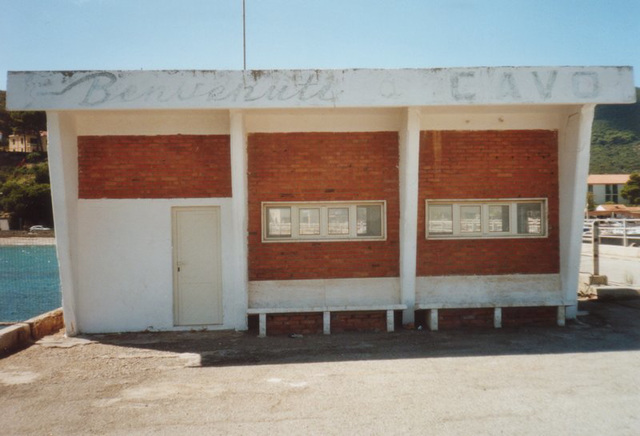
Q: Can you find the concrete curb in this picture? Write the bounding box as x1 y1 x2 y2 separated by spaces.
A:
0 308 64 357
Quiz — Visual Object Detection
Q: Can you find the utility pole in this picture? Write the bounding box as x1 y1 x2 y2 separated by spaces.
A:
243 0 247 71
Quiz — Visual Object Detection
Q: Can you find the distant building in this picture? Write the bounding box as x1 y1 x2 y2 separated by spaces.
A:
7 132 48 153
587 174 630 205
588 204 634 218
0 213 10 231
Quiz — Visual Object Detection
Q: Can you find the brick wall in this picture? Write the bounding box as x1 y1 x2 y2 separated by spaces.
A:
417 130 559 276
414 306 558 330
331 311 387 333
502 306 557 327
78 135 231 199
248 132 400 281
263 313 324 335
438 308 495 329
248 311 390 335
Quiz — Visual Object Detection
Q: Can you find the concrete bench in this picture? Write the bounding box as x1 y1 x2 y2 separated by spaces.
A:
415 302 568 331
247 304 408 337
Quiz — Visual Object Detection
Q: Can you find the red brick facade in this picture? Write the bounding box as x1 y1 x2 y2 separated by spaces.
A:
414 306 558 330
78 135 231 199
247 132 400 281
417 130 560 276
249 311 390 335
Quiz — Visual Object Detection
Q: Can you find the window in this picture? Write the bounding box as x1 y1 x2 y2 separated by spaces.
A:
605 184 619 203
425 199 547 239
262 201 386 242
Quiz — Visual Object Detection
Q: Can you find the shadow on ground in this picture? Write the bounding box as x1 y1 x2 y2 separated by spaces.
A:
80 300 640 368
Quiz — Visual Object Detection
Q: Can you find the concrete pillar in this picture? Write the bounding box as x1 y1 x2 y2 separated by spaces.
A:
229 110 249 329
558 104 595 320
323 311 331 335
428 309 438 331
46 112 79 336
494 307 502 329
399 108 421 324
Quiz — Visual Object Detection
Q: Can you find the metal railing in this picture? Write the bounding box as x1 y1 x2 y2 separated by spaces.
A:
582 218 640 247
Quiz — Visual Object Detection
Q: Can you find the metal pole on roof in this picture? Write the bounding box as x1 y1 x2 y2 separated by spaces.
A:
243 0 247 71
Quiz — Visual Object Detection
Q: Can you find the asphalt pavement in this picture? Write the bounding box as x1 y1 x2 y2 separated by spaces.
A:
1 299 639 435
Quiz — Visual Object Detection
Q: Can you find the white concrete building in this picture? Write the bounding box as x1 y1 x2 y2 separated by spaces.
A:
587 174 630 205
7 67 636 335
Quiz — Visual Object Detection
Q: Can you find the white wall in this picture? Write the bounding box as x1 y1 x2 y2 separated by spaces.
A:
46 112 80 335
76 199 243 333
591 184 627 205
249 278 400 308
46 101 608 332
416 274 563 308
558 105 596 319
50 110 249 333
9 67 635 110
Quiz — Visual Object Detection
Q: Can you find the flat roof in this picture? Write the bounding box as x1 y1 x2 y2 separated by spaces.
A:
7 66 635 111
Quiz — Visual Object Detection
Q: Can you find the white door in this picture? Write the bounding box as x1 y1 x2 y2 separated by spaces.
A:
173 207 223 326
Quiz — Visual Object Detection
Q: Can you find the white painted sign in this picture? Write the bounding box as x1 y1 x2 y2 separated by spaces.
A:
7 67 635 110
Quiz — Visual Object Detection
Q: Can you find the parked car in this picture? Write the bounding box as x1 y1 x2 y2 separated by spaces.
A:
29 225 52 231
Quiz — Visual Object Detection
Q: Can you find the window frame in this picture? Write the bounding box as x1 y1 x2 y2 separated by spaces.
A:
605 184 619 203
262 200 387 243
425 198 548 239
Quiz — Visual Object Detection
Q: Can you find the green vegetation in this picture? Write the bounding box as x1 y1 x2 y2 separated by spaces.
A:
1 91 52 229
590 88 640 174
621 173 640 205
0 91 11 146
0 152 53 229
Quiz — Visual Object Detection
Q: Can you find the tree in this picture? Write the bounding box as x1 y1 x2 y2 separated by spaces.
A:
586 191 596 211
0 179 53 228
0 91 12 147
9 111 47 151
621 173 640 205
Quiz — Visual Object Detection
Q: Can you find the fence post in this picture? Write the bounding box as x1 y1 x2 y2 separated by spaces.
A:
622 219 627 247
592 221 599 276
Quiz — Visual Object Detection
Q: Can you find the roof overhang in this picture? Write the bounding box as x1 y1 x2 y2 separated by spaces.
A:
7 66 636 111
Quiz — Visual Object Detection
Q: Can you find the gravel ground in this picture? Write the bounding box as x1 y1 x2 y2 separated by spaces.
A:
1 299 639 435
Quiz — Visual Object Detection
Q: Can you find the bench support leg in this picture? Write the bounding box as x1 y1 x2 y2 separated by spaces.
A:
557 306 566 327
494 307 502 329
258 313 267 338
428 309 438 331
386 310 394 332
323 311 331 335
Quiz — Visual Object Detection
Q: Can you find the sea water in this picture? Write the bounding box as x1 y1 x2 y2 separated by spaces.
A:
0 245 61 322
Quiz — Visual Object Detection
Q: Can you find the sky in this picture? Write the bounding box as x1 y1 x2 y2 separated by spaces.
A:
1 0 639 91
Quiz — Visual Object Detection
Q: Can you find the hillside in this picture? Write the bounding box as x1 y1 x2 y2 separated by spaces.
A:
590 87 640 174
0 90 11 145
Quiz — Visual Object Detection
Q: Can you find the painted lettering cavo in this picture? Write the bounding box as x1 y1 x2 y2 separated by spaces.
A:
450 69 601 102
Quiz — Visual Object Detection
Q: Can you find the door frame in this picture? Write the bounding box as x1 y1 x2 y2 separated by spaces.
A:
172 206 223 326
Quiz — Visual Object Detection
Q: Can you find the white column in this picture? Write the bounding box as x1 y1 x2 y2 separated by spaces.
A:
386 310 394 332
46 112 79 336
229 110 249 330
323 311 331 335
398 107 421 324
428 309 438 331
493 308 502 329
558 104 595 319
